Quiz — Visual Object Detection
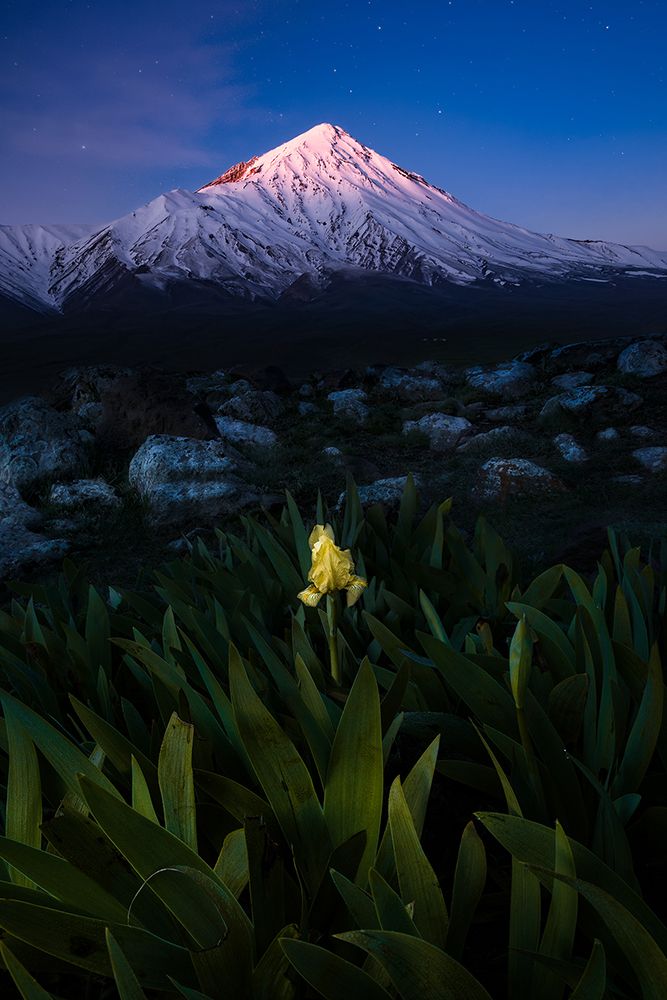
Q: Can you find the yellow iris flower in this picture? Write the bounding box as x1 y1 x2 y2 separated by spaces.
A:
297 524 367 607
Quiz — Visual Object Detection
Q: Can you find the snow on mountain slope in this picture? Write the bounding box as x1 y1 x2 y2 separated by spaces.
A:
3 123 667 314
0 224 94 311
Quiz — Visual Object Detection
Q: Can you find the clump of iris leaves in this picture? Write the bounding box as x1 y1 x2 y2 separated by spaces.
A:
0 475 665 999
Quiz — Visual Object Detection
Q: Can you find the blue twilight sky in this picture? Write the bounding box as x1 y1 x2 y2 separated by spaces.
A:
1 0 666 246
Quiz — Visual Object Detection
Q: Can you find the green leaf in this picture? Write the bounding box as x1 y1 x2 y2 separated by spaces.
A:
446 820 487 961
612 643 664 798
0 901 195 989
4 707 41 889
214 827 248 899
538 822 577 1000
337 930 492 1000
369 868 421 936
388 777 448 948
0 941 54 1000
158 714 197 851
106 929 148 1000
0 691 120 801
281 938 392 1000
229 645 331 894
324 658 383 884
131 756 159 824
570 940 606 1000
509 616 532 710
533 868 667 1000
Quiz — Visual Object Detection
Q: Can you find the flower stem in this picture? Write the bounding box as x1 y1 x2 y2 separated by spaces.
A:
326 593 341 686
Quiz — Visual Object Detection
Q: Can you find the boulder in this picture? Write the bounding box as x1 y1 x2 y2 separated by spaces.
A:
632 447 667 473
458 426 525 453
214 417 277 448
617 340 667 378
548 338 628 372
465 361 536 399
128 435 256 525
539 385 643 422
402 413 473 452
298 402 317 416
375 367 444 402
96 370 217 449
629 425 657 439
476 458 567 500
328 389 369 424
0 396 92 493
220 389 284 424
553 433 589 463
336 476 420 511
596 427 619 442
483 404 528 423
0 484 69 579
551 372 594 390
46 365 132 413
514 342 559 364
49 479 121 509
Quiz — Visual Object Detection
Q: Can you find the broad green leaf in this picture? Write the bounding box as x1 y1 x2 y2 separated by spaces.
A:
281 938 391 1000
214 827 248 899
4 706 41 889
106 929 148 1000
509 616 532 710
0 941 54 999
388 777 448 948
612 644 664 798
446 820 487 961
131 756 159 824
229 645 331 894
337 930 492 1000
369 867 420 936
330 869 377 929
570 940 606 1000
252 925 299 1000
539 822 577 1000
324 658 383 884
158 714 197 851
0 901 195 989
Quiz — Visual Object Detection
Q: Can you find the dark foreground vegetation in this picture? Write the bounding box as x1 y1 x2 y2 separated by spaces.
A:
0 478 666 998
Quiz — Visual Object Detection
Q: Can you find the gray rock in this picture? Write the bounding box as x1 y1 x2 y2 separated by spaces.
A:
596 427 620 442
49 479 120 509
128 435 256 525
0 396 92 493
328 389 369 424
540 385 643 420
376 367 444 401
214 417 277 448
0 483 69 579
554 433 589 463
548 338 627 371
632 447 667 472
457 426 522 453
186 369 227 395
322 446 343 459
514 342 559 364
551 371 594 390
617 340 667 378
466 361 536 399
612 475 644 485
336 476 420 511
476 458 567 500
402 412 473 452
298 402 317 416
220 389 284 424
298 383 315 398
629 425 657 439
483 404 528 422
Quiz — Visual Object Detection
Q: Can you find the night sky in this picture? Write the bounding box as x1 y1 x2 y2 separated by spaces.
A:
2 1 665 247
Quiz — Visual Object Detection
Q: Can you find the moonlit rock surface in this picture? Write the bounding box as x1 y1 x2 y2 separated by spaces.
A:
632 447 667 472
3 123 667 313
402 412 473 451
617 340 667 378
476 458 567 499
214 416 277 447
553 433 589 463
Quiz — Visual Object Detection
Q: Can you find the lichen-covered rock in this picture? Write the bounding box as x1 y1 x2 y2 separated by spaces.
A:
476 458 567 500
0 484 68 579
540 385 643 421
548 338 627 372
617 340 667 378
553 433 589 463
632 447 667 473
128 435 256 525
402 412 473 452
220 389 284 424
214 417 277 448
327 389 369 424
0 396 92 493
466 361 536 399
551 371 594 390
49 479 121 509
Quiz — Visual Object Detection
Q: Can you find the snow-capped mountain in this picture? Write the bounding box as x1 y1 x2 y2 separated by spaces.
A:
3 123 667 315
